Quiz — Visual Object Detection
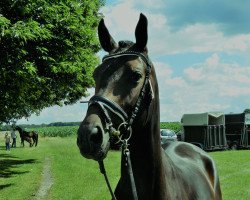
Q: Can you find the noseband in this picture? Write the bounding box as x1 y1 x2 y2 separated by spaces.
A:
89 51 153 140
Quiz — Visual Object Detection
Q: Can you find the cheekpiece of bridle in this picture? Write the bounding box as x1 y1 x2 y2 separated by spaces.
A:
86 50 154 200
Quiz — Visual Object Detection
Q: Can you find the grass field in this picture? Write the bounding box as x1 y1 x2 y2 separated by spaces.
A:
0 134 250 200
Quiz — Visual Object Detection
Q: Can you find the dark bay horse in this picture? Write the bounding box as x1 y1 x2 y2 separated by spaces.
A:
15 126 38 147
77 14 222 200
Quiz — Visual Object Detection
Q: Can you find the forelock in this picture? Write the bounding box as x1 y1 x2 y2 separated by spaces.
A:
113 40 134 53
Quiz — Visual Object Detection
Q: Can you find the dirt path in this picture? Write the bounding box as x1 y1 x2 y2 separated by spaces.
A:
33 157 53 200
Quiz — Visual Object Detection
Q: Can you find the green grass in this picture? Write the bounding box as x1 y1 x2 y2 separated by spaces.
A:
0 134 249 200
46 137 120 200
0 136 120 200
210 150 250 200
0 143 44 200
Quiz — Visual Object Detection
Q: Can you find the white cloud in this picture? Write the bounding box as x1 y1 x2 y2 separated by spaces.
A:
134 0 166 9
100 0 139 40
154 61 172 77
17 89 95 124
151 23 250 55
222 87 250 97
101 1 250 56
157 54 250 121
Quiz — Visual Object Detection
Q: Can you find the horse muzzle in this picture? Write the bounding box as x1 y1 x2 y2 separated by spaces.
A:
77 122 110 161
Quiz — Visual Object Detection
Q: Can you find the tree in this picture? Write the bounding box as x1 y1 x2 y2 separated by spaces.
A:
244 109 250 113
0 0 104 123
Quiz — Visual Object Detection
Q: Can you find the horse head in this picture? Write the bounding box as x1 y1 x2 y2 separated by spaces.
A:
15 126 22 132
77 13 158 161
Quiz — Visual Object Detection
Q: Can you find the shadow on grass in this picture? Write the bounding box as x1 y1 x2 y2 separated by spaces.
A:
0 183 13 190
0 152 38 184
0 145 24 151
0 153 19 159
0 145 6 151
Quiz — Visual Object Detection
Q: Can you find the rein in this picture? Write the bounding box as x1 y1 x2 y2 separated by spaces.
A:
89 50 153 200
98 139 137 200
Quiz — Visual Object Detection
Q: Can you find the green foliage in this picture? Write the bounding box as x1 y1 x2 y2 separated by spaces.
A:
47 121 80 127
0 121 81 131
244 108 250 113
0 0 104 123
160 122 181 133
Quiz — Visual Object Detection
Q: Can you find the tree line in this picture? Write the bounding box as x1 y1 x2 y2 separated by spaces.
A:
0 121 82 131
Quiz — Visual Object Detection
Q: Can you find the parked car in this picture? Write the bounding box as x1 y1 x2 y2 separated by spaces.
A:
160 129 177 144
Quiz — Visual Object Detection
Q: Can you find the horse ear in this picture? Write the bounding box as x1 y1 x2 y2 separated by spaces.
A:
98 19 117 52
135 13 148 51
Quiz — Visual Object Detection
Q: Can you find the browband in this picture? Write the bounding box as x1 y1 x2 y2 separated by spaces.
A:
102 51 152 71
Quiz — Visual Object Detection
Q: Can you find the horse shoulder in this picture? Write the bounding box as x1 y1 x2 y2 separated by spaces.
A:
161 141 221 200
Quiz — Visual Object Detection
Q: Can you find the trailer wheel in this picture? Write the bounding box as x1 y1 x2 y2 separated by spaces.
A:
231 143 237 150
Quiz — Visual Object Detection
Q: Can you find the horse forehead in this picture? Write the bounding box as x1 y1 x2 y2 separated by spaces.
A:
97 55 144 74
126 57 144 70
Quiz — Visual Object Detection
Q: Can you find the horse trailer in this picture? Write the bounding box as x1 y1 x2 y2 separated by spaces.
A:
181 112 228 151
181 112 250 151
225 113 250 149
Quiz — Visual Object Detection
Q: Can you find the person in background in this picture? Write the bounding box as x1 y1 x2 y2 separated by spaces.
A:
5 132 11 152
11 128 16 148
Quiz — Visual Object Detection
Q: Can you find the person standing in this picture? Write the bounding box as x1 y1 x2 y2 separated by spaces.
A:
11 129 16 148
5 132 11 151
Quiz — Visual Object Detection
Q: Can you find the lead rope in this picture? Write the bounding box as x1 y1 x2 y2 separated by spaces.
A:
123 139 138 200
98 139 138 200
98 160 117 200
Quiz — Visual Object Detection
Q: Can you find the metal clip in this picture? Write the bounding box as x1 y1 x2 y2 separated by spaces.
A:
123 139 129 154
111 129 120 137
123 139 130 166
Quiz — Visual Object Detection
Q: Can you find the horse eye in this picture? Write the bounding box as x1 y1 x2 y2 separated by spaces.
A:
131 72 142 83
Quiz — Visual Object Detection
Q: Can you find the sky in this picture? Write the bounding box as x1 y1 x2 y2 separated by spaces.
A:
18 0 250 124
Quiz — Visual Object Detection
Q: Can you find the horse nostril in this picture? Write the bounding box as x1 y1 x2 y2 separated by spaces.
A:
89 126 102 144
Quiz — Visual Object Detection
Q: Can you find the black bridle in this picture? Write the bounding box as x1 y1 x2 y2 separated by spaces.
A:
88 50 154 200
89 51 153 136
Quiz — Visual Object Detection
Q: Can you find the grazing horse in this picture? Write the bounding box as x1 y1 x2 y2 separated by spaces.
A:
77 14 222 200
15 126 38 147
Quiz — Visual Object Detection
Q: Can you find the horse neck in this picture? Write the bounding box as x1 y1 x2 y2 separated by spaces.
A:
17 128 23 136
120 76 167 198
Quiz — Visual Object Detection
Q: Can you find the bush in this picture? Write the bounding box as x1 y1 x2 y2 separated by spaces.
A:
160 122 181 133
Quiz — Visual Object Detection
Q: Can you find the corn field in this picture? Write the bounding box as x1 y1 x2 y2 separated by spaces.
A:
24 122 180 138
28 126 78 137
160 122 181 132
